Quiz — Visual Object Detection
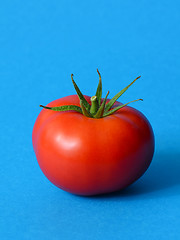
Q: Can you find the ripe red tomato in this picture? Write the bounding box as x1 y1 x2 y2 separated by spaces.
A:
32 93 154 196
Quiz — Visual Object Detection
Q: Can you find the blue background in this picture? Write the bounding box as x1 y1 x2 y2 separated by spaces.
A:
0 0 180 239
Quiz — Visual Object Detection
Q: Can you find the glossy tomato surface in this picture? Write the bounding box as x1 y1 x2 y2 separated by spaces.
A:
32 95 154 196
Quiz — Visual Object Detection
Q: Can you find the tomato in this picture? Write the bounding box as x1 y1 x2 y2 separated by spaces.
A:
32 71 154 195
32 92 154 195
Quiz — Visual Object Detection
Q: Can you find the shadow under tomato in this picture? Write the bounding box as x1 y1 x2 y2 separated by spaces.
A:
91 151 180 199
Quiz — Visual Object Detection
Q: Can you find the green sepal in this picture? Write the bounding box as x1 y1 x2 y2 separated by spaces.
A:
104 76 141 112
95 69 102 106
80 100 93 118
71 74 91 111
40 104 82 113
94 91 109 118
40 71 143 119
103 99 143 117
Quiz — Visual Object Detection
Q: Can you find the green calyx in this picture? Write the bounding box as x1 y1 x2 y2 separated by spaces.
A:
40 70 143 118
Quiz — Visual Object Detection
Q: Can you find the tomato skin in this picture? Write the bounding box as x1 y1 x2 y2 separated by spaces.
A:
32 95 154 196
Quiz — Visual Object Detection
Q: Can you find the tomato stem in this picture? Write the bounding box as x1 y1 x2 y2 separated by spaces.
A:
90 96 99 115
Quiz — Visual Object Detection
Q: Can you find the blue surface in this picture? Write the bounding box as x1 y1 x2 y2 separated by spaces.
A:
0 0 180 239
